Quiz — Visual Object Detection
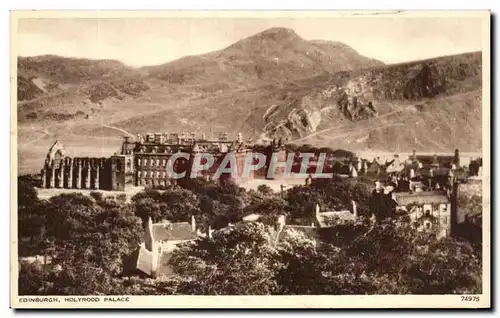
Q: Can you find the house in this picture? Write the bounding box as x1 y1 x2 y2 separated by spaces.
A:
124 216 199 278
269 215 322 247
385 155 405 174
315 201 358 227
392 191 452 238
366 158 384 175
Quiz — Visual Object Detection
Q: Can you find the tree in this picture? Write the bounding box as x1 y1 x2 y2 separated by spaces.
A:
21 193 143 295
274 228 324 294
257 184 274 196
18 175 39 210
402 238 482 294
18 260 52 295
169 223 281 295
132 188 201 224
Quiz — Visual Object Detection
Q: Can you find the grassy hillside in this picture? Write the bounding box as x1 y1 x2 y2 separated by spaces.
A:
144 27 383 87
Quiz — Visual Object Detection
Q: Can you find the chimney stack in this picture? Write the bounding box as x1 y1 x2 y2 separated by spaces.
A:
207 225 213 239
276 215 286 232
351 200 358 218
191 215 196 232
454 148 460 167
351 166 358 178
144 216 155 252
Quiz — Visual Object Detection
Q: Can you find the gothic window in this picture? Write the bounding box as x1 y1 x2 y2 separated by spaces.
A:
54 150 63 161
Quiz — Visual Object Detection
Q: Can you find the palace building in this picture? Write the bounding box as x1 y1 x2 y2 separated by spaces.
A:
40 132 287 191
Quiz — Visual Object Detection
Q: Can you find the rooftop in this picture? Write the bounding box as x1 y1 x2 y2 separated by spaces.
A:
316 210 355 227
271 225 321 246
392 191 450 206
152 222 198 242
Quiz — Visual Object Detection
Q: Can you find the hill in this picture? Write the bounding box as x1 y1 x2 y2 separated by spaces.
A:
17 55 150 121
16 28 483 174
262 51 482 145
144 27 383 88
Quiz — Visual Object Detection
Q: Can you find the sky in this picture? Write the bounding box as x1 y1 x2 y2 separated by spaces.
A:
15 16 484 67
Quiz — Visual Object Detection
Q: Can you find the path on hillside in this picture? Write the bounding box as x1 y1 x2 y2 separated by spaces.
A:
102 124 135 138
290 108 406 143
19 128 53 147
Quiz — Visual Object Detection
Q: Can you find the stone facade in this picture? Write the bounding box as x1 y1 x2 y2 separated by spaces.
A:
40 132 288 191
41 141 111 190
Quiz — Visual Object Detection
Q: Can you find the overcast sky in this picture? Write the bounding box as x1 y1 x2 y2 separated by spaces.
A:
16 16 484 67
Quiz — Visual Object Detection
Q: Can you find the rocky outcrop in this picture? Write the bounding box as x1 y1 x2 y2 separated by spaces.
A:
263 78 378 139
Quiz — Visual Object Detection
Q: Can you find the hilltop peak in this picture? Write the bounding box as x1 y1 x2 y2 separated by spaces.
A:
229 27 302 48
256 27 300 39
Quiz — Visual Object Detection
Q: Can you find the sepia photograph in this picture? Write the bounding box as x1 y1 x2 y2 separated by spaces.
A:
10 10 490 309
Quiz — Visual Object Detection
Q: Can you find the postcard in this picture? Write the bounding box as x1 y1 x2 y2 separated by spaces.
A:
10 10 490 309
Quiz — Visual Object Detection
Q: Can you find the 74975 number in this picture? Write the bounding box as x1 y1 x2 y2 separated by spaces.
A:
461 296 480 302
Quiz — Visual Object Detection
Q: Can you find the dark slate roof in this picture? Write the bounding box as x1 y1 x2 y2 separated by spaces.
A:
415 155 454 165
393 191 450 206
152 222 198 242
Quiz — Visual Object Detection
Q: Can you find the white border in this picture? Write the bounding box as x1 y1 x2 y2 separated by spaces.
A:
3 2 498 315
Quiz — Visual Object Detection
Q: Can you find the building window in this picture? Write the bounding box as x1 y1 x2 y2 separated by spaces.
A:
137 159 141 166
442 216 448 224
156 159 160 166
